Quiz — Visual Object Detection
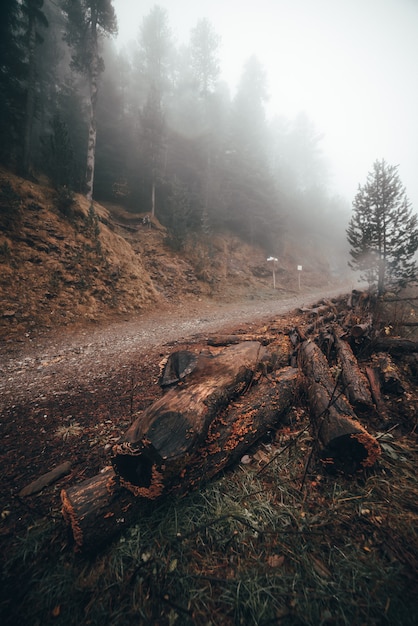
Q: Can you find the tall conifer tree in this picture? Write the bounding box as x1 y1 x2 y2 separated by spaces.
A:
63 0 117 201
347 159 418 294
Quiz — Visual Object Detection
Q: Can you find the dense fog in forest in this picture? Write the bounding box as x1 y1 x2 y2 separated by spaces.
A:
1 0 417 276
114 0 418 208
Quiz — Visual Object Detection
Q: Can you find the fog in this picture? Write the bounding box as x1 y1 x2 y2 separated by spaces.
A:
114 0 418 209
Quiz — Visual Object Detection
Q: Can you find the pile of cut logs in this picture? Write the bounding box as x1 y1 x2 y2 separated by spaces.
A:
61 290 418 551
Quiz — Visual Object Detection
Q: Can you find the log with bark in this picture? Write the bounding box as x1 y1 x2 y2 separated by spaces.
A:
161 366 300 493
372 337 418 355
61 358 298 551
299 339 380 475
111 342 273 498
61 467 137 553
206 333 277 346
19 461 72 497
371 352 405 395
365 366 390 423
351 320 372 339
333 326 374 413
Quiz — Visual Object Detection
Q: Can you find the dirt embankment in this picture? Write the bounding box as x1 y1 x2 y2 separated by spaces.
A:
0 168 339 341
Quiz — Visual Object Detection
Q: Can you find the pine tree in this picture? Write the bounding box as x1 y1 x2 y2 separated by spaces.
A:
0 0 25 166
63 0 117 201
21 0 49 176
347 159 418 295
135 6 172 217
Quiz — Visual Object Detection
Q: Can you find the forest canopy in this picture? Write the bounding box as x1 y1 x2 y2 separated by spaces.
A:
0 0 349 263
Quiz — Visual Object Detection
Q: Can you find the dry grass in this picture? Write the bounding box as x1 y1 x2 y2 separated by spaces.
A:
2 412 417 626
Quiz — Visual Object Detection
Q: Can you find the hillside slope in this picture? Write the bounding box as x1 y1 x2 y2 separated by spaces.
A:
0 169 334 340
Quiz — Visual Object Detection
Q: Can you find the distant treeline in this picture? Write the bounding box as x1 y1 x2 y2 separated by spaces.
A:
0 1 348 258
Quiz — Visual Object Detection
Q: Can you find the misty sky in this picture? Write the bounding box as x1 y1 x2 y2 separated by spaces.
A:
113 0 418 210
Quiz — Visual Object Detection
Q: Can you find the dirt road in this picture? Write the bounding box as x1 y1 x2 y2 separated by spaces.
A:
0 288 348 410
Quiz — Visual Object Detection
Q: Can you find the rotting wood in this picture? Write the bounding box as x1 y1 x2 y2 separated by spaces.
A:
372 337 418 354
61 467 137 553
112 342 271 498
365 366 390 423
19 461 72 496
304 312 337 336
371 352 405 395
299 339 380 475
168 366 299 493
61 366 298 552
351 320 372 339
206 333 277 346
333 326 374 413
298 302 337 319
159 350 199 388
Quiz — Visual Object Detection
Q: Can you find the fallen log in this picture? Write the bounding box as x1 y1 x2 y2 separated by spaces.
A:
371 352 405 395
304 312 337 336
351 321 372 339
365 366 390 423
19 461 72 497
299 302 337 319
168 366 300 492
372 337 418 354
112 342 271 498
206 333 277 346
61 365 298 552
61 467 137 553
299 340 380 475
333 327 374 413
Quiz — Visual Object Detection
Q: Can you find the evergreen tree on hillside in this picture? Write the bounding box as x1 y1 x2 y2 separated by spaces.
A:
0 1 25 165
225 56 282 250
21 0 49 176
347 159 418 294
63 0 117 201
135 6 172 217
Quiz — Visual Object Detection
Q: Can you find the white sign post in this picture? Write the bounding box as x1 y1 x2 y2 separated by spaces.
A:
297 265 302 291
267 257 279 289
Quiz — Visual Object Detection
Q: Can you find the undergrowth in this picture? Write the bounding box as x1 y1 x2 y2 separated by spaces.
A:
1 422 417 626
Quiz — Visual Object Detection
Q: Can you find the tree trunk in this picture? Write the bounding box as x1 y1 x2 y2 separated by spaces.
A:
151 180 156 217
61 365 298 552
372 337 418 354
300 340 380 474
112 342 270 497
365 366 390 423
371 352 405 395
168 366 299 493
333 327 374 413
22 14 36 176
207 333 278 346
85 15 98 202
61 467 137 553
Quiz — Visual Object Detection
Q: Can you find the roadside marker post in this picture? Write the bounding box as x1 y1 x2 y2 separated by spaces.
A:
297 265 302 291
267 257 279 289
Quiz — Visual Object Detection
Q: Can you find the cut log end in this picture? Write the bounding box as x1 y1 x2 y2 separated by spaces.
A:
60 467 137 552
320 431 381 475
115 453 166 499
